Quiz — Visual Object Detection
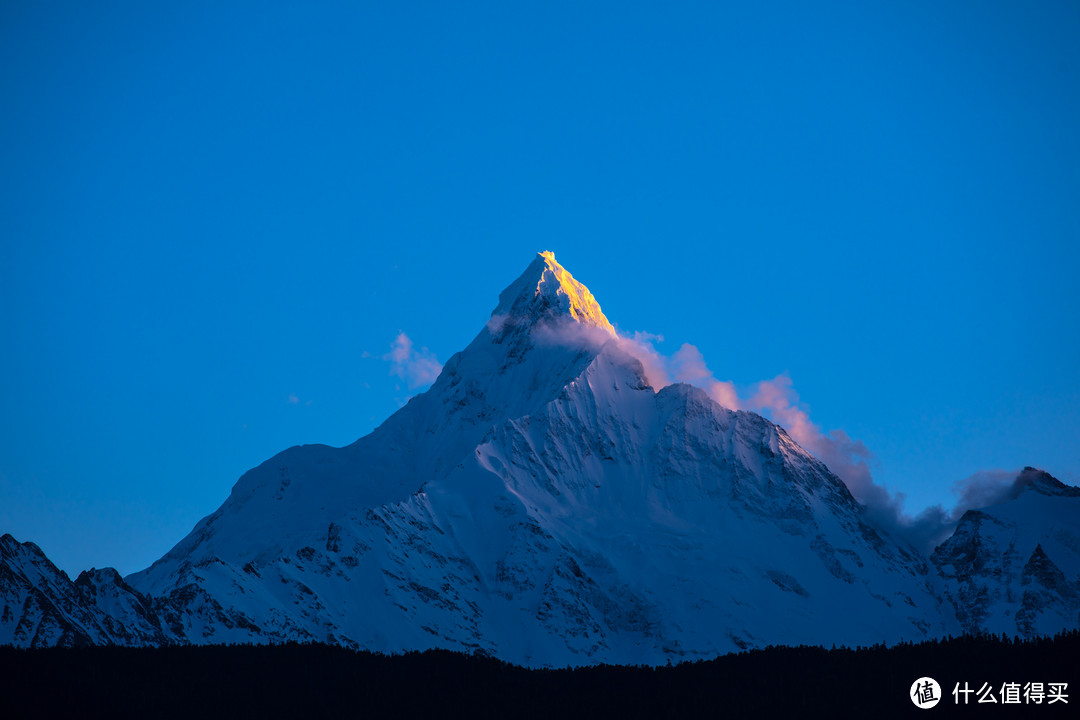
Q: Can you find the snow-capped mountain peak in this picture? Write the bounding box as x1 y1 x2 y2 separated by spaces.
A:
105 252 967 664
4 252 1077 664
932 467 1080 637
490 251 616 339
1012 467 1080 500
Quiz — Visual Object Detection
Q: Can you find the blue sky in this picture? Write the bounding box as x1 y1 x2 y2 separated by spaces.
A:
2 1 1078 577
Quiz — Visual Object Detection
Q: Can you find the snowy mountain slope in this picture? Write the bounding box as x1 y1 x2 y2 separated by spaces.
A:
3 252 1076 662
113 251 957 665
0 534 169 648
448 346 954 662
931 468 1080 637
127 253 607 597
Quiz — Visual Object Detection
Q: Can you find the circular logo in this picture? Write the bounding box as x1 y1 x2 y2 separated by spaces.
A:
910 677 942 709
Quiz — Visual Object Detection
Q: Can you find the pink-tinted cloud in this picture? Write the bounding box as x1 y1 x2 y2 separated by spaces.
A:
611 332 674 390
613 336 900 526
604 335 741 410
745 374 878 505
669 344 741 410
530 320 679 393
383 332 443 390
610 333 877 494
531 323 925 541
539 321 1034 553
738 374 1047 551
669 343 711 383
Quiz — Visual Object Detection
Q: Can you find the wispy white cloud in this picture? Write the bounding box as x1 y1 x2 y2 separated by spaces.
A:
898 467 1050 551
472 313 1023 552
607 334 1047 551
745 373 878 508
608 332 912 535
610 333 884 514
670 343 741 411
611 331 674 390
383 332 443 390
610 333 740 410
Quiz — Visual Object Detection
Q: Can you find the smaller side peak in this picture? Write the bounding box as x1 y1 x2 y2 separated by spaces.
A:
491 251 616 336
0 533 44 561
75 567 124 586
1014 467 1080 499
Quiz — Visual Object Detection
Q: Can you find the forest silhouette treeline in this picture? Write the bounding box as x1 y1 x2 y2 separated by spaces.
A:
3 631 1077 718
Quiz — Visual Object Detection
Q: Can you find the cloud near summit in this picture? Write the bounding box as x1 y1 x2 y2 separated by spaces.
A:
536 324 877 511
386 315 1018 552
609 332 1059 552
605 330 968 547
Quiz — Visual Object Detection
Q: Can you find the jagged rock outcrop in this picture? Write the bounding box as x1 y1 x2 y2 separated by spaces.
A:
0 534 169 647
931 468 1080 637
